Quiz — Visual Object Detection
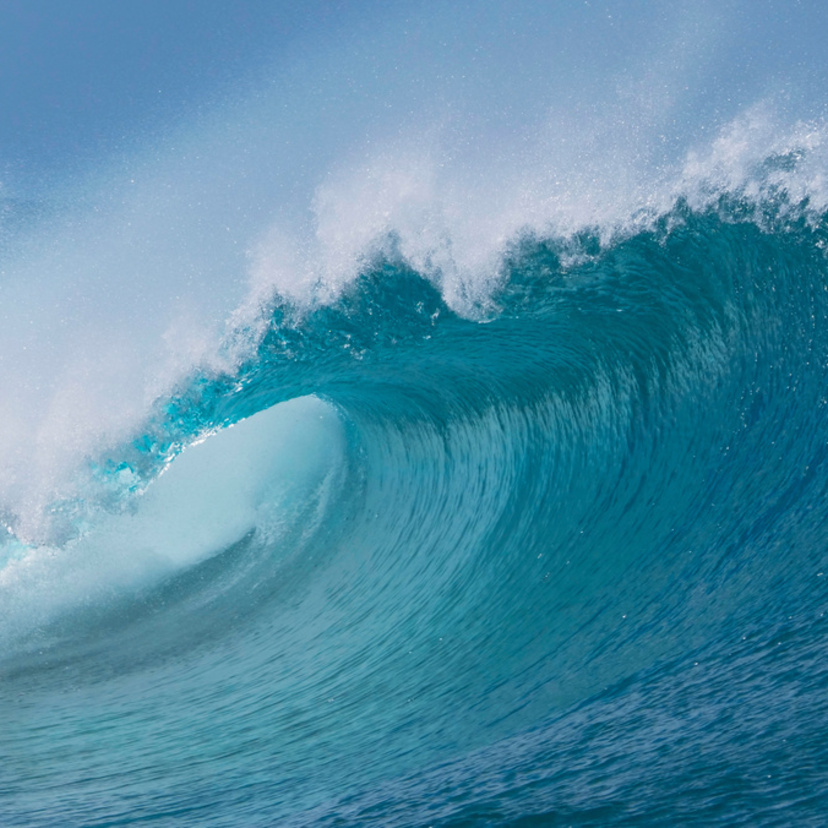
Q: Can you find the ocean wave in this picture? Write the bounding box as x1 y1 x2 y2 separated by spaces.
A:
3 190 828 823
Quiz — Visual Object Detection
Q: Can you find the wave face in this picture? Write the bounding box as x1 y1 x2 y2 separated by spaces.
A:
3 3 828 826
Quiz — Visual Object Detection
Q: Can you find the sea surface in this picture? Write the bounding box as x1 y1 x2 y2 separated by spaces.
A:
2 3 828 825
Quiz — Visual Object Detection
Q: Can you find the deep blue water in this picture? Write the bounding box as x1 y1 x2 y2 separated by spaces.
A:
2 192 828 825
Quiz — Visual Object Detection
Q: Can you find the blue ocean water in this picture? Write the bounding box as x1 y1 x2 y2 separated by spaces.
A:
3 3 828 826
3 191 828 825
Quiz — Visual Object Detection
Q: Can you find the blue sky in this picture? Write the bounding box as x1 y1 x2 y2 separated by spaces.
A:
0 1 372 186
2 0 827 195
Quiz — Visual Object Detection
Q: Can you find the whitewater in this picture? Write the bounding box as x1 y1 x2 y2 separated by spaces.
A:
2 1 828 825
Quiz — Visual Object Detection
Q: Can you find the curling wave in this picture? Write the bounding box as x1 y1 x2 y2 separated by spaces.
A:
3 179 828 824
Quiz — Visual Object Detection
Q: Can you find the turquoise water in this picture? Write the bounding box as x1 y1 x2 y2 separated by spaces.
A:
3 196 828 824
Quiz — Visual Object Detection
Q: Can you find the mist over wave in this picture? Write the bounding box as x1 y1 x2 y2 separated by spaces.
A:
2 2 828 825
